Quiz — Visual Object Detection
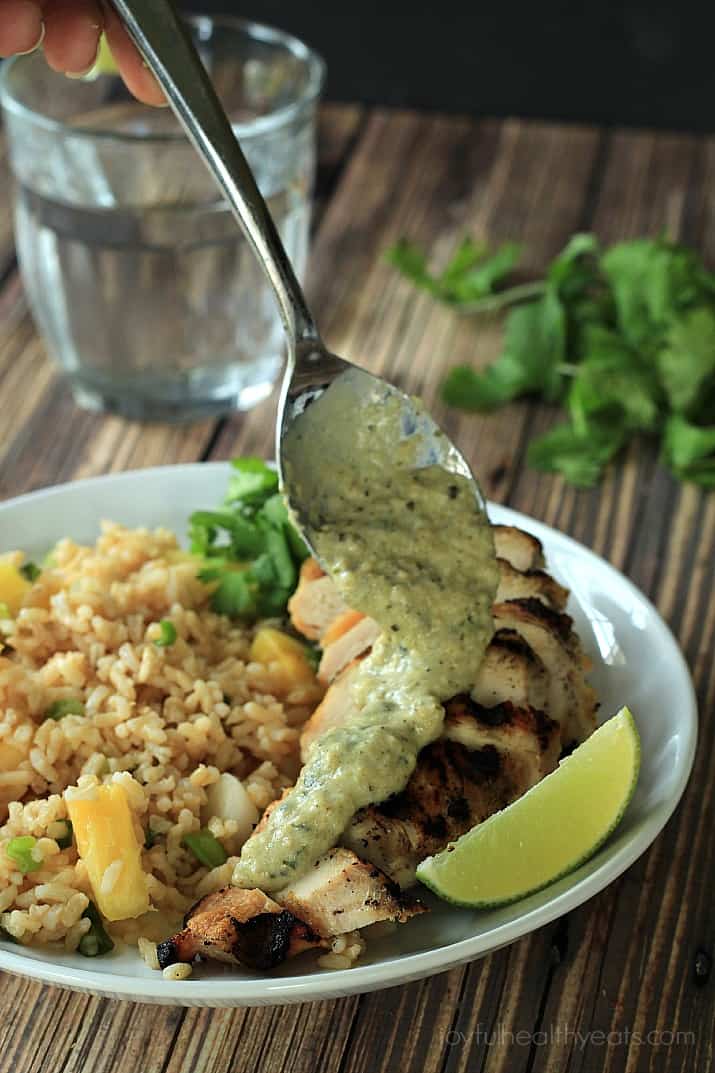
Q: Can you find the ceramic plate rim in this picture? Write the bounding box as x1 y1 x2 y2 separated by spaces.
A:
0 463 698 1006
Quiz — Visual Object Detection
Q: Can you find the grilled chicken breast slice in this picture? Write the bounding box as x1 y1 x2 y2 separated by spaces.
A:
492 598 597 746
287 559 348 641
443 695 560 785
318 611 381 685
495 558 569 610
342 739 525 890
275 847 426 936
342 701 560 888
156 887 327 971
300 661 361 760
470 631 549 710
492 525 545 571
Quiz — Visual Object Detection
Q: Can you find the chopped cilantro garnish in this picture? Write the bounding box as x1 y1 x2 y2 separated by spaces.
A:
225 457 279 504
190 458 309 621
20 562 40 582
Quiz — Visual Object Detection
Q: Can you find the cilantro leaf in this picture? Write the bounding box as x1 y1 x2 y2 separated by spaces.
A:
262 493 310 562
567 325 662 434
442 364 517 411
546 232 600 290
442 285 566 411
600 237 711 350
225 458 279 505
189 510 264 560
209 570 258 618
657 308 715 419
528 422 627 487
600 238 680 348
662 415 715 486
385 239 435 293
441 239 522 304
387 236 525 309
262 526 297 591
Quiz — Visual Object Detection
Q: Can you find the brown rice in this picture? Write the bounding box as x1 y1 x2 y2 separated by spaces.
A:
0 522 322 954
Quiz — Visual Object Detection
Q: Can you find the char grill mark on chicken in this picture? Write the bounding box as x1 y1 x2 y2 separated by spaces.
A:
156 887 327 971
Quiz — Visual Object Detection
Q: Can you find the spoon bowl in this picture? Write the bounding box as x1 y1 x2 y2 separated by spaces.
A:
278 356 484 557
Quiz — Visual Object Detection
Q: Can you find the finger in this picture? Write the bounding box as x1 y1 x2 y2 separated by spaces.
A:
0 0 44 57
42 0 103 75
103 7 165 106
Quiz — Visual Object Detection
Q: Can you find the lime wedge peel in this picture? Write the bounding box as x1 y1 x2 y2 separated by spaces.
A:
416 707 641 909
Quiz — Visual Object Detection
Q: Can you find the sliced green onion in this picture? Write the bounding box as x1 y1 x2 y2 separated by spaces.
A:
45 698 85 721
154 619 177 647
20 562 41 582
144 827 159 850
78 901 114 957
55 820 73 850
5 835 42 874
182 829 227 869
78 932 100 957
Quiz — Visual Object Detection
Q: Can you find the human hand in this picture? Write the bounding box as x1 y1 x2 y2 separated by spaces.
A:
0 0 165 105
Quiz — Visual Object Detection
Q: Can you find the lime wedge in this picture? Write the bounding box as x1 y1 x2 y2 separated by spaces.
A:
416 706 640 908
82 34 118 81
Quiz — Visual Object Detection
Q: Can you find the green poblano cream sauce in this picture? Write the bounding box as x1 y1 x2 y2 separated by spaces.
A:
232 375 498 892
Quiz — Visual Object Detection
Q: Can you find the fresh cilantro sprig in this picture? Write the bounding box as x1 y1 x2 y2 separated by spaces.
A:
388 232 715 487
386 236 543 313
189 459 309 620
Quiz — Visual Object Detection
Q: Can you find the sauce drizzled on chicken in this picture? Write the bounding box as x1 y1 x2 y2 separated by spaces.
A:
233 388 498 891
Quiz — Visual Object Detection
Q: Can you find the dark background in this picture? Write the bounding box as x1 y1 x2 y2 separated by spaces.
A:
180 2 714 132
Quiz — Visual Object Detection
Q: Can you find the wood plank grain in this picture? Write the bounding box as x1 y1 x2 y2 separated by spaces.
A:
159 997 359 1073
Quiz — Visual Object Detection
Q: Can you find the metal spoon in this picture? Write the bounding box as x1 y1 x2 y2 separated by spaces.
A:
111 0 485 548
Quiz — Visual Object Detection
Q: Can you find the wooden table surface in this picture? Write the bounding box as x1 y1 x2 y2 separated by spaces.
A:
0 104 713 1073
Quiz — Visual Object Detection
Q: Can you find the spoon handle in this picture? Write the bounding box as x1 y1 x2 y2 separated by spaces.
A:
110 0 320 349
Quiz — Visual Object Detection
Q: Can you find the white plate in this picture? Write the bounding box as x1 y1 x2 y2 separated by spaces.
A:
0 464 697 1006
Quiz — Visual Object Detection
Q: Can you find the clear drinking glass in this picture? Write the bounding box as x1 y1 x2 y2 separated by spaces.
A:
0 18 325 421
